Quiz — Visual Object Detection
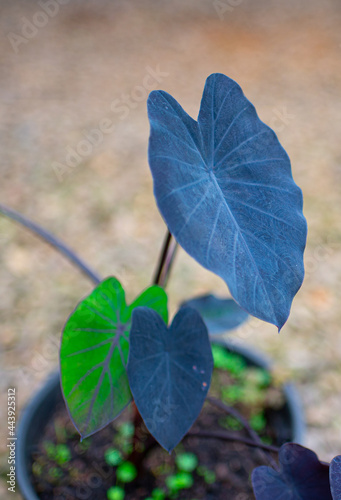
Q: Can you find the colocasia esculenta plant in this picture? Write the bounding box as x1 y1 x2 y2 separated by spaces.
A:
6 73 339 498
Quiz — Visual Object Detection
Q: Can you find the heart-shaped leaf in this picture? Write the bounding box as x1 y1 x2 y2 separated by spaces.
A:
252 443 332 500
330 455 341 499
147 73 307 330
60 277 168 439
127 307 213 452
181 294 248 335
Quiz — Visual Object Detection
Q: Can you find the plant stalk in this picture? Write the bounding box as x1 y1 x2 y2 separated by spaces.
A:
207 396 279 469
186 429 279 454
0 203 101 285
153 230 178 287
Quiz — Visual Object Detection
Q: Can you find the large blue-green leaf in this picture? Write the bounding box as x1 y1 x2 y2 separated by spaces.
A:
127 307 213 452
181 294 248 335
60 277 168 439
252 443 332 500
147 73 307 330
330 456 341 499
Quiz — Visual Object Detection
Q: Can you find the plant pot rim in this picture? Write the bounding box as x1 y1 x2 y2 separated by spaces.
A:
17 337 305 500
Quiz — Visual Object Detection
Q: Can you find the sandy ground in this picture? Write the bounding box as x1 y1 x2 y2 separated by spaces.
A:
0 0 341 496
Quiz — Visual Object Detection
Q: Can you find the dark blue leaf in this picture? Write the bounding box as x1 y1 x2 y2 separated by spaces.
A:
181 294 248 334
330 455 341 500
127 307 213 452
252 443 332 500
147 73 307 330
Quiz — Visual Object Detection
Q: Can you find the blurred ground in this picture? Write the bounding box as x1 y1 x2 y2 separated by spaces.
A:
0 0 341 496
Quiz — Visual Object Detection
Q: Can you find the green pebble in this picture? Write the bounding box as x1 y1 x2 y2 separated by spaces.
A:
175 452 198 472
49 467 63 479
166 472 193 491
219 415 243 431
32 462 42 477
78 439 90 450
204 470 216 484
43 441 55 460
122 442 133 455
261 436 274 445
197 465 206 476
104 448 123 466
211 346 246 375
118 422 135 438
250 413 267 432
245 368 271 388
240 387 265 405
152 488 166 500
107 486 125 500
55 444 72 464
221 385 244 403
116 462 137 483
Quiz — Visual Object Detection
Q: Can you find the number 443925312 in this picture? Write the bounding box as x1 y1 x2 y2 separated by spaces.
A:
7 388 16 437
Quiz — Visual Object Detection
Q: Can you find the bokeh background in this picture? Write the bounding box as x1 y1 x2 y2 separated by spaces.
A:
1 0 341 496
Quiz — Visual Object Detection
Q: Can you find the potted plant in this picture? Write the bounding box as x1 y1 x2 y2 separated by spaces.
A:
6 73 340 498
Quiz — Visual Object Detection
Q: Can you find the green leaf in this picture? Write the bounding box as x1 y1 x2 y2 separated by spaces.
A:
60 277 168 439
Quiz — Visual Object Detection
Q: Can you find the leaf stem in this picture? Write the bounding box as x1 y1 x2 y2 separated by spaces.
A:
186 429 279 454
0 203 101 285
207 396 279 469
153 230 178 287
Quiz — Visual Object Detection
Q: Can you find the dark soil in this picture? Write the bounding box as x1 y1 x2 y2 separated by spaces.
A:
30 351 292 500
